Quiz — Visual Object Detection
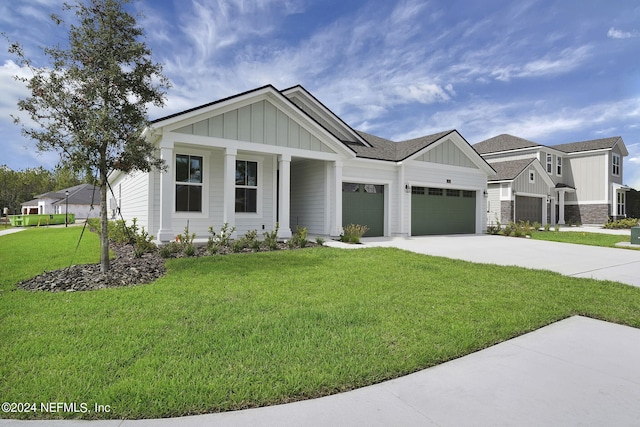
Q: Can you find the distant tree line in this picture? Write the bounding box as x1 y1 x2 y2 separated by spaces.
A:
0 164 91 215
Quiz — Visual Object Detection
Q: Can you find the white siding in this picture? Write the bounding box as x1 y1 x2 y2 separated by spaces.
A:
486 185 501 225
113 171 150 229
416 139 478 169
290 159 326 234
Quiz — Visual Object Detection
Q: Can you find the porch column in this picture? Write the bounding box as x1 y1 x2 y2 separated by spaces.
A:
223 148 237 238
330 160 343 237
278 154 292 238
157 145 175 242
541 196 548 226
558 190 566 225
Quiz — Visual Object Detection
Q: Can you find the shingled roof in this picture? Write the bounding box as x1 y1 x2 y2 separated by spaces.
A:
351 130 456 161
551 136 622 153
473 134 541 154
487 159 536 181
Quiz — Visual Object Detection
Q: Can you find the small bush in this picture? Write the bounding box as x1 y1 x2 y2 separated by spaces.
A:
486 218 501 235
604 217 639 229
208 223 235 253
544 223 551 232
176 222 196 256
315 236 325 246
232 240 244 253
292 226 308 248
532 221 541 231
263 223 279 251
341 224 369 244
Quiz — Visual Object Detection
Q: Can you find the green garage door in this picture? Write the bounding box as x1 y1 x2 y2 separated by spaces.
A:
411 187 476 235
342 183 384 237
516 196 542 224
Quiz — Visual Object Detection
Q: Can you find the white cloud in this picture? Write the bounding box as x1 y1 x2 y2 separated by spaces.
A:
607 27 640 39
491 46 592 82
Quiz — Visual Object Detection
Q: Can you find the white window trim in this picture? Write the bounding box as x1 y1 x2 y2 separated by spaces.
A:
556 155 562 177
235 155 263 217
617 191 625 216
529 170 535 184
173 148 209 219
612 153 621 176
546 153 552 174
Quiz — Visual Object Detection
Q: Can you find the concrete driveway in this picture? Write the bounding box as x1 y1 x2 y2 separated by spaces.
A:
362 234 640 288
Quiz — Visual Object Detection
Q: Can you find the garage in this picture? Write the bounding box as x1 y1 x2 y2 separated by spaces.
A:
515 195 542 224
411 187 476 235
342 182 384 237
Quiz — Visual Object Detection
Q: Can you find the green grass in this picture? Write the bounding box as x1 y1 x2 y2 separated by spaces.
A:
530 230 633 249
2 228 640 420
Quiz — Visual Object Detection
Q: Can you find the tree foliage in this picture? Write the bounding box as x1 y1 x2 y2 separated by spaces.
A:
7 0 169 272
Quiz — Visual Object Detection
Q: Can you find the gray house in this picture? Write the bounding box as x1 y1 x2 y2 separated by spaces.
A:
475 134 630 225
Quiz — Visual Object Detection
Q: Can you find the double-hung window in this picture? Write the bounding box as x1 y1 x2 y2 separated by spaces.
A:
556 155 562 176
546 153 552 174
617 192 625 216
175 154 203 212
235 160 258 213
612 153 621 176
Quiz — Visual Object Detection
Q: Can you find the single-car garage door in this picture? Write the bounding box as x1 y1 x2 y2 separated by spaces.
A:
411 187 476 235
516 195 542 224
342 182 384 237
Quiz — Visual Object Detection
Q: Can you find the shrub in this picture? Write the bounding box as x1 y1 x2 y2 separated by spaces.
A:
341 223 369 244
176 222 196 257
544 223 551 232
604 217 639 229
263 223 280 251
315 236 325 246
486 218 501 235
232 240 244 253
208 223 235 253
159 242 180 259
292 226 308 248
532 221 541 231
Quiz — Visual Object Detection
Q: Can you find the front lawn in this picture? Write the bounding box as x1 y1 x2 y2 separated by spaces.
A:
530 230 633 249
2 228 640 420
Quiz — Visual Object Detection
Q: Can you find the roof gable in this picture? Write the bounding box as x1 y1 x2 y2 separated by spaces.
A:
488 158 554 187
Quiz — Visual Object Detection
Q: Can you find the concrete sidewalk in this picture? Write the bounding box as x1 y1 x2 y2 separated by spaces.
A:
2 316 639 426
363 234 640 287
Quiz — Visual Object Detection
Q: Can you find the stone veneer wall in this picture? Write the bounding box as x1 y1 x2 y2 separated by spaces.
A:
565 204 610 225
500 201 513 224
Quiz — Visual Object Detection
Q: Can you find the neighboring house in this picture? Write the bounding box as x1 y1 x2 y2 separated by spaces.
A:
474 134 630 225
110 84 495 241
21 183 101 219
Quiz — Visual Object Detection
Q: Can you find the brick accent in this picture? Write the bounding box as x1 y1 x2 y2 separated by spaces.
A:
564 204 610 225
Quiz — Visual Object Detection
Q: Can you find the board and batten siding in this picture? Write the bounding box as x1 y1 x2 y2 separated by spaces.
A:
565 153 606 203
512 168 550 196
414 139 478 169
486 185 502 225
610 146 624 185
290 159 326 234
173 100 336 154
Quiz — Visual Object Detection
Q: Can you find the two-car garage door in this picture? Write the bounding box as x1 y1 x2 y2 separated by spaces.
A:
411 187 476 235
342 183 477 237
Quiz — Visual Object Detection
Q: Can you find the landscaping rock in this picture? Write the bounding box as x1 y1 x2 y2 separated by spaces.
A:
17 244 166 292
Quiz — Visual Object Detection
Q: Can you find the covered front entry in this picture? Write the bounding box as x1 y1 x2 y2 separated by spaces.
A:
411 187 476 235
515 195 543 223
342 182 384 237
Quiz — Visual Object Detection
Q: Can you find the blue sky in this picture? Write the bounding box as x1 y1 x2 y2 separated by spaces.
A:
1 0 639 189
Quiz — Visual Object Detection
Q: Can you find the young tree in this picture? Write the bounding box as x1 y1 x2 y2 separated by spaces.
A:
8 0 170 272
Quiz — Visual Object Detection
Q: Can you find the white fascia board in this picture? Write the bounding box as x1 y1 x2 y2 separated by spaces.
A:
281 86 372 147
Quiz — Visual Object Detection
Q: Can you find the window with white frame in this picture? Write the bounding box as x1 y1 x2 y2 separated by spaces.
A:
235 160 258 213
175 154 203 212
546 153 552 174
556 155 562 176
529 170 535 183
617 192 625 216
612 153 621 176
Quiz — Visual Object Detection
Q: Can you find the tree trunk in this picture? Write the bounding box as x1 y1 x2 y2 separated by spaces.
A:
100 168 110 273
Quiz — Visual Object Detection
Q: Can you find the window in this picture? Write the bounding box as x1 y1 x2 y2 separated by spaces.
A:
546 153 552 174
428 188 443 196
612 153 621 176
235 160 258 213
463 190 474 198
556 155 562 176
175 154 203 212
617 192 625 216
446 189 460 197
529 170 535 183
411 186 425 195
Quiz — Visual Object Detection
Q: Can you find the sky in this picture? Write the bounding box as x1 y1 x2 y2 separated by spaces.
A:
1 0 639 189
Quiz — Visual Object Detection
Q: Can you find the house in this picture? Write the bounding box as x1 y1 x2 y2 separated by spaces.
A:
20 183 101 219
109 84 495 241
474 134 630 225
